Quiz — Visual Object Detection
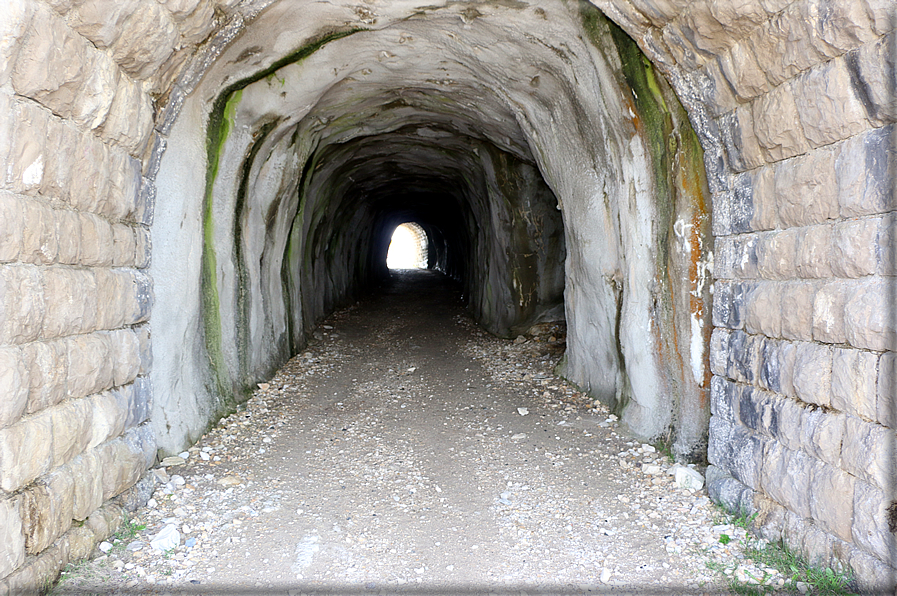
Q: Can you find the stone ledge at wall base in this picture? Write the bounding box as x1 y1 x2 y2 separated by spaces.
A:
0 473 155 596
706 465 897 593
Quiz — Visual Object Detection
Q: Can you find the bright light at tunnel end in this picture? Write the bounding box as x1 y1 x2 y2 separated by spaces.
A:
387 223 428 269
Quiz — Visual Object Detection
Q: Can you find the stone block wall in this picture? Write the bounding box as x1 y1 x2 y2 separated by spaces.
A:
591 0 896 587
0 0 229 589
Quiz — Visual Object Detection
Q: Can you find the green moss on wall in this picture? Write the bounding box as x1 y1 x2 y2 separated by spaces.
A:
201 29 363 412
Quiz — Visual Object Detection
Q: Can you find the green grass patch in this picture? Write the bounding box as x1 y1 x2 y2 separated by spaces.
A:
706 505 856 595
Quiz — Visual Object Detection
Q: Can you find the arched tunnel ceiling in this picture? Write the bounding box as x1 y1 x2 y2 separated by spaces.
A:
152 0 712 461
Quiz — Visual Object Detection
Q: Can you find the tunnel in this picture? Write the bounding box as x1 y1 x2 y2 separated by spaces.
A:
2 0 895 588
151 0 712 464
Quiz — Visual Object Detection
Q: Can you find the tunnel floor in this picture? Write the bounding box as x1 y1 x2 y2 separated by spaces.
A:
54 271 772 594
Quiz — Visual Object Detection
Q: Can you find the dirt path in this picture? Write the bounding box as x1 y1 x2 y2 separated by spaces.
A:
53 270 774 594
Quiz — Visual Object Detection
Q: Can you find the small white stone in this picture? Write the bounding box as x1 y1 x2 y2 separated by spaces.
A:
99 541 113 553
517 407 529 416
600 568 612 583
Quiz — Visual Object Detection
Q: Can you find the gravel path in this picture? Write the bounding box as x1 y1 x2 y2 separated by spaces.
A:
53 270 785 594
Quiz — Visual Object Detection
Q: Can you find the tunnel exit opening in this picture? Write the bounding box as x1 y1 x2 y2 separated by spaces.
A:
387 222 428 270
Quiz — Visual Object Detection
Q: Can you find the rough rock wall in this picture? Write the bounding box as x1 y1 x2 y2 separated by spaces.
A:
590 0 896 588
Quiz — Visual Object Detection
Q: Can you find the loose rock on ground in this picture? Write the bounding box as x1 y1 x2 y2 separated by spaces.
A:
53 271 781 594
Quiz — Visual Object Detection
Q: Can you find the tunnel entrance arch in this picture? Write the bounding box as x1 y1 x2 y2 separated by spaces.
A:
152 0 711 465
387 223 429 270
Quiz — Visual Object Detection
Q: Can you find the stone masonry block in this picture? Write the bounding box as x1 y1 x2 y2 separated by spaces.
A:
0 409 53 492
812 280 849 344
728 330 762 385
0 346 28 430
710 375 737 423
135 224 151 269
792 342 832 407
748 166 776 231
795 226 832 279
0 192 24 263
68 451 103 522
738 385 768 435
795 58 870 149
126 423 157 471
745 281 783 338
70 133 110 214
713 236 737 280
712 281 733 329
852 480 897 566
757 229 797 279
66 0 141 47
39 121 76 205
848 33 896 126
55 208 81 266
708 416 763 490
20 199 58 266
753 80 810 163
22 339 67 416
0 265 45 345
65 333 114 399
70 47 118 131
698 60 738 118
661 22 708 72
103 150 141 221
800 407 845 467
99 69 155 156
878 351 896 429
95 269 131 331
11 4 89 121
718 106 766 173
780 282 817 341
831 347 879 420
831 218 879 278
108 1 179 80
108 329 140 387
710 329 730 378
98 438 143 501
845 277 897 351
132 271 153 325
78 213 115 268
771 394 803 451
809 460 855 542
0 0 35 86
86 391 127 452
0 92 14 186
728 173 754 234
135 323 152 376
841 415 897 490
747 5 824 87
50 397 93 468
19 467 74 555
836 125 896 217
761 442 812 518
808 0 880 57
126 376 152 429
0 497 25 580
878 212 897 277
41 268 97 339
775 149 838 227
732 235 760 279
758 337 787 394
5 100 49 195
111 224 136 268
717 39 770 102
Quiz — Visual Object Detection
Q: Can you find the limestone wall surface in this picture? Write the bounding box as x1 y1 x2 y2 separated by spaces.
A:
0 0 894 591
